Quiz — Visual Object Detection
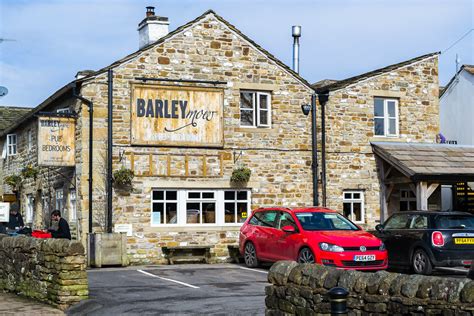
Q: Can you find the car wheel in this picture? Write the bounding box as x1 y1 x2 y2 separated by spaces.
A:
297 247 315 264
244 242 259 268
412 249 433 275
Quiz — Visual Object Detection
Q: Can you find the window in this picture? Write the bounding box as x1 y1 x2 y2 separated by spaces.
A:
250 211 278 227
295 212 359 231
277 212 297 230
69 190 77 222
26 194 34 223
55 188 64 212
400 189 416 211
224 190 250 223
409 214 428 229
7 134 17 156
240 91 271 128
27 130 33 152
343 191 364 223
374 98 398 137
150 189 250 226
57 108 71 114
384 213 410 230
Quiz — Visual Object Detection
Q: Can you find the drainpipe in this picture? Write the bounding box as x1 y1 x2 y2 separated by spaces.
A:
318 93 329 207
107 69 113 233
72 85 93 234
311 94 319 206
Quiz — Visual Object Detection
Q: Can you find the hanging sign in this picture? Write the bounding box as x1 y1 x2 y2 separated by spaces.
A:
37 117 76 166
131 85 223 147
0 203 9 222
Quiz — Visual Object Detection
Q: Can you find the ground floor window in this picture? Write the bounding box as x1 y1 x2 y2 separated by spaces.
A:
69 189 77 222
26 194 34 223
151 189 251 226
400 189 416 211
55 189 64 212
343 190 364 223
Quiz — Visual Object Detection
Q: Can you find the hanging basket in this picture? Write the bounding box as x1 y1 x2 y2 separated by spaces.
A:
230 167 251 183
113 167 134 188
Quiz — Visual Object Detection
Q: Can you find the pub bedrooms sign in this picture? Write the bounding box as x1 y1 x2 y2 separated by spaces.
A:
131 85 223 147
37 117 75 167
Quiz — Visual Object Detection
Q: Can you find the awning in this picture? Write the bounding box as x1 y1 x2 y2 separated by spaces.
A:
371 142 474 182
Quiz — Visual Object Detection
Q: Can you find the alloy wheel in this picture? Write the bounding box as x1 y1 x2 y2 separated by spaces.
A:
244 242 258 268
298 248 315 263
412 249 432 275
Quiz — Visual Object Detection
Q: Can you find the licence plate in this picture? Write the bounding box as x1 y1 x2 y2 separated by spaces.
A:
454 238 474 244
354 255 376 261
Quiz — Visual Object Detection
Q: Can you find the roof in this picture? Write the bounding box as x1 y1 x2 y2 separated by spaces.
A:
1 10 314 138
311 79 338 90
372 142 474 181
0 106 33 133
390 211 472 216
313 52 440 93
440 64 474 98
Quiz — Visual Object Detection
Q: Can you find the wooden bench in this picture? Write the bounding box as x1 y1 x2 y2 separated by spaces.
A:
162 245 213 264
228 244 242 263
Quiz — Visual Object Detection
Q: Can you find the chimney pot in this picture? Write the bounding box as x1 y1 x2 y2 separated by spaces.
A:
146 6 155 17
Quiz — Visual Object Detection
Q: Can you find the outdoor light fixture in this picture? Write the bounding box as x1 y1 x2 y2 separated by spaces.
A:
301 104 311 116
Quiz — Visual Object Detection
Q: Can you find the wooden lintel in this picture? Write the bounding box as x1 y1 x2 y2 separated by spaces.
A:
383 177 412 185
427 183 440 198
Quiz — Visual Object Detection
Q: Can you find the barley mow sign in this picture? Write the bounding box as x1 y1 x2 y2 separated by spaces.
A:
38 117 75 166
131 85 223 147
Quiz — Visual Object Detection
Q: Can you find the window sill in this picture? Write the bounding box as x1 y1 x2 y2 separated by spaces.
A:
235 127 273 133
146 224 243 232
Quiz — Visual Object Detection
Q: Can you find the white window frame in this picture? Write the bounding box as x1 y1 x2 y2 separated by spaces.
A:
56 108 71 114
55 188 64 212
69 189 77 222
224 190 251 224
27 130 33 152
400 189 417 211
374 98 399 137
26 194 34 223
7 134 17 156
342 190 365 224
239 91 271 128
150 189 252 227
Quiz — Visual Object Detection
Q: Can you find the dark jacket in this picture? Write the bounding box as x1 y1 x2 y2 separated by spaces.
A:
49 218 71 240
7 212 24 230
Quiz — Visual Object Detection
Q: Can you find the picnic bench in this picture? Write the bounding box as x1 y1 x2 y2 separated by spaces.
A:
162 245 213 264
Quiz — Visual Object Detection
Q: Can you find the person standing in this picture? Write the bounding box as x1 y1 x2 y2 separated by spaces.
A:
7 204 24 230
48 210 71 240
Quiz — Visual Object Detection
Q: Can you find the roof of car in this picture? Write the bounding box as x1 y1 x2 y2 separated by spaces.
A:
254 207 338 213
391 211 473 216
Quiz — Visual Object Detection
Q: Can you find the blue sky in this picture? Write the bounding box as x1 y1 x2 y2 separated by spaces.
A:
0 0 473 107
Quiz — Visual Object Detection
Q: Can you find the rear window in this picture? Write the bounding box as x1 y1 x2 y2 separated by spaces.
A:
435 215 474 229
295 212 359 231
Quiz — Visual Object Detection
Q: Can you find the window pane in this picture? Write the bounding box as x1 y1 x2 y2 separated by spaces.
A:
188 192 200 199
257 211 277 227
237 203 248 223
409 201 417 210
389 119 396 135
353 193 360 199
343 203 351 219
203 202 216 223
225 191 235 200
374 118 385 135
237 191 247 200
202 192 214 199
186 203 200 223
165 203 177 224
240 109 254 126
374 98 384 117
353 202 362 222
387 101 396 117
240 92 253 109
152 203 164 224
278 212 296 229
344 193 351 199
153 191 164 200
259 110 268 125
259 94 268 109
166 191 177 200
384 214 409 229
225 202 235 223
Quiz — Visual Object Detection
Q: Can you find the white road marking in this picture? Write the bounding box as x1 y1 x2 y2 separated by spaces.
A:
239 266 268 274
436 267 469 273
137 269 200 289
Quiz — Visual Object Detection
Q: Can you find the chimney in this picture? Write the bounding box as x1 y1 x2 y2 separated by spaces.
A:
138 6 169 49
292 25 301 73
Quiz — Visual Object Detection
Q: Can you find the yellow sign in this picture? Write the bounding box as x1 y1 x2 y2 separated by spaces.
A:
38 117 75 166
454 238 474 244
242 212 247 219
131 85 223 147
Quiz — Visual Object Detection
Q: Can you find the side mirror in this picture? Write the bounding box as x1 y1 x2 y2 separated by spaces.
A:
282 225 296 233
375 224 384 233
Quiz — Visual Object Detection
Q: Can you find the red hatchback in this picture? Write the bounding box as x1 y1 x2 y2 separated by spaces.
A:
239 207 387 270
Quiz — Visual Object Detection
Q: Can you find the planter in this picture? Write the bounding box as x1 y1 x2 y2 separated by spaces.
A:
87 232 129 267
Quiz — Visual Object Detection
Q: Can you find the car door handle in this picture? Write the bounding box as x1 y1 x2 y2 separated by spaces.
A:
394 234 402 237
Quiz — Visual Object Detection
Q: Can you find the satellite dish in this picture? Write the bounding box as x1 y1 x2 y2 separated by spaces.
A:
0 86 8 97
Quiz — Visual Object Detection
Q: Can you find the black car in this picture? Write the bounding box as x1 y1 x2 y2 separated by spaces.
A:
373 211 474 275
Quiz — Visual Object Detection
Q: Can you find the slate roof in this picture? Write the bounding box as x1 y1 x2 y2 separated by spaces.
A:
313 52 440 93
371 142 474 181
440 64 474 98
311 79 338 90
0 106 33 133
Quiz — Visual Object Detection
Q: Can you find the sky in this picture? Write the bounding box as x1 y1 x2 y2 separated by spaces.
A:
0 0 473 108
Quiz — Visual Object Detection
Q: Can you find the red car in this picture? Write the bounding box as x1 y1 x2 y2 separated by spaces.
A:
239 207 387 270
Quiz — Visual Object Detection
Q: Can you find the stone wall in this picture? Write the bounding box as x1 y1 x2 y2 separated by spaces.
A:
0 235 88 310
266 261 474 315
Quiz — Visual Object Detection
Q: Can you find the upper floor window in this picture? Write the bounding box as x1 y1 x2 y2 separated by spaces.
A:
343 191 364 223
240 91 271 128
374 98 398 137
7 134 17 156
57 108 71 114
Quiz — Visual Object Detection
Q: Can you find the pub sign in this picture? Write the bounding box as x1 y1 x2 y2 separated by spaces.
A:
131 85 223 147
38 117 76 166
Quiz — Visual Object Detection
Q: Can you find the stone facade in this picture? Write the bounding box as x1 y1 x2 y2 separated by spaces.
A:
266 261 474 315
0 235 88 310
321 56 440 226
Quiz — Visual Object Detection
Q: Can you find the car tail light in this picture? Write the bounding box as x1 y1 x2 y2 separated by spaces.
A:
461 260 472 266
431 231 445 247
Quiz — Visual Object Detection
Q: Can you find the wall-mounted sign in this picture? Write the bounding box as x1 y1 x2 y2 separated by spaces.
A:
38 117 75 166
131 85 223 147
0 203 10 222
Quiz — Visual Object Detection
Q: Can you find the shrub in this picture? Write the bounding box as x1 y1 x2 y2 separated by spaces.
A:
4 174 22 189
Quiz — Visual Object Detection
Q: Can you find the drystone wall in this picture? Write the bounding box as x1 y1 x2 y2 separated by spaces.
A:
266 261 474 315
0 235 88 310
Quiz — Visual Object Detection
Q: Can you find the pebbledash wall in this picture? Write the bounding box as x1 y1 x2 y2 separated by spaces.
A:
315 54 440 226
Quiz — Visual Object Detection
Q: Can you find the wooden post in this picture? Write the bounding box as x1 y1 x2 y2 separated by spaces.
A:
202 155 207 177
376 157 388 222
130 153 135 172
416 181 428 210
148 154 153 176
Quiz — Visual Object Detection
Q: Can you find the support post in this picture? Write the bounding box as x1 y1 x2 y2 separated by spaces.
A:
416 181 428 210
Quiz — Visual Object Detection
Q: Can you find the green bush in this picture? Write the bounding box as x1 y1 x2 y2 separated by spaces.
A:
113 166 134 186
4 174 22 189
231 167 251 183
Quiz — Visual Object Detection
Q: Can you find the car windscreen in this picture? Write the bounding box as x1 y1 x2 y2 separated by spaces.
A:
295 212 359 231
435 215 474 229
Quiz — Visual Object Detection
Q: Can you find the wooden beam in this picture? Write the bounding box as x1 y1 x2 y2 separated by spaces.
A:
427 183 439 198
202 155 207 177
384 165 393 180
409 183 416 195
385 184 395 201
148 154 153 176
383 177 412 185
376 156 388 222
130 153 135 172
416 181 428 210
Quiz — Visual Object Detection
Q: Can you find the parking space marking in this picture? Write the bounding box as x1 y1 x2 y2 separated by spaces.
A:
239 266 268 274
436 267 469 273
137 269 200 289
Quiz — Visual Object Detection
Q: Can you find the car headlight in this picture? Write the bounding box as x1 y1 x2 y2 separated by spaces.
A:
379 242 386 251
319 242 344 252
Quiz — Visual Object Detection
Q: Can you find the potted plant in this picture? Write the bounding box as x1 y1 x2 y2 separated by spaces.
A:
231 166 251 183
4 174 22 191
113 166 134 188
21 165 39 179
